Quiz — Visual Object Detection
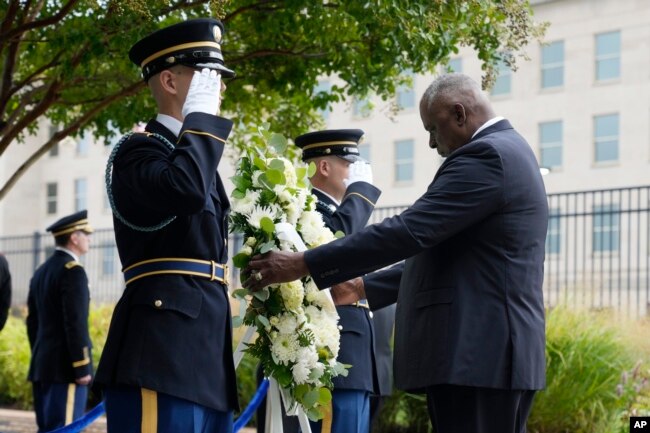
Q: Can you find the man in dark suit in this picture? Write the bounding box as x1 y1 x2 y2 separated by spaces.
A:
0 253 11 332
27 210 94 432
245 73 548 433
95 18 238 433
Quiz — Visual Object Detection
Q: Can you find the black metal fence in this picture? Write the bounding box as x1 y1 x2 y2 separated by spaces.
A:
2 185 649 315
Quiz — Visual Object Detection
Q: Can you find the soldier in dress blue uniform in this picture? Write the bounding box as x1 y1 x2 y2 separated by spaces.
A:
297 129 381 433
27 210 94 433
94 18 239 433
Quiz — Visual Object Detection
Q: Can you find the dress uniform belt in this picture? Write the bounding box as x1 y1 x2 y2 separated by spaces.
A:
123 258 229 286
351 299 369 309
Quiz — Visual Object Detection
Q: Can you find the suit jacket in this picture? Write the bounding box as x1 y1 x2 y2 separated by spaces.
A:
305 120 548 392
312 183 380 393
27 250 92 382
0 254 11 332
95 113 238 412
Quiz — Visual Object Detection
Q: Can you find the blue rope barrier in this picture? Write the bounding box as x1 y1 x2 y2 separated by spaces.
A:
46 401 105 433
44 378 270 433
234 378 269 433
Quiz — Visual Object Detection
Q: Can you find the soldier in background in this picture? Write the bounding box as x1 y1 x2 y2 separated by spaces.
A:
27 210 93 432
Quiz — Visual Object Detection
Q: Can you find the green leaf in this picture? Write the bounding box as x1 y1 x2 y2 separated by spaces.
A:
317 387 332 405
295 166 307 180
257 315 270 328
258 173 275 189
307 162 317 178
269 133 288 154
232 252 251 269
253 288 270 301
253 157 266 170
232 315 243 328
232 288 248 299
259 240 276 254
302 390 320 408
333 230 345 239
231 175 251 191
266 169 285 185
260 217 275 235
231 189 246 199
269 159 285 171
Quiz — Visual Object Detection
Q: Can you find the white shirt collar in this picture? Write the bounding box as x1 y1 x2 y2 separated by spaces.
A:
312 187 341 206
471 116 505 139
55 246 79 262
156 114 183 137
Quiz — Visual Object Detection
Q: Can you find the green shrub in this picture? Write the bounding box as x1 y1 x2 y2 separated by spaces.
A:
0 313 32 409
528 306 649 433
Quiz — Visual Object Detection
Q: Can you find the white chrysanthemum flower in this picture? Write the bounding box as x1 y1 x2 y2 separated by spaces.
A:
275 313 299 334
232 190 260 215
280 280 305 312
273 183 286 197
270 333 299 365
291 346 319 384
284 164 297 188
311 228 336 248
285 201 300 225
298 210 328 246
278 189 294 204
247 205 277 229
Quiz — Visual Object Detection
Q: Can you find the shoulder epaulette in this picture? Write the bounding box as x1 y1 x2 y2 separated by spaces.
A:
65 261 83 269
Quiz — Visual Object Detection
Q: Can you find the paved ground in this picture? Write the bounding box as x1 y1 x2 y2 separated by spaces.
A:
0 408 256 433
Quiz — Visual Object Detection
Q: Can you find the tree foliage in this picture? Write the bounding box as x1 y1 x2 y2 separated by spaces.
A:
0 0 546 200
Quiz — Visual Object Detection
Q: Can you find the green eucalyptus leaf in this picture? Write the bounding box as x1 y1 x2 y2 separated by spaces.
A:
266 169 285 185
232 315 243 328
259 240 276 254
232 288 248 299
307 162 317 178
269 133 288 154
260 217 275 235
253 288 270 301
334 230 345 239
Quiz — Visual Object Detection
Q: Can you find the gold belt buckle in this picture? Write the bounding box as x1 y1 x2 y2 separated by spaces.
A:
210 261 229 287
223 264 230 288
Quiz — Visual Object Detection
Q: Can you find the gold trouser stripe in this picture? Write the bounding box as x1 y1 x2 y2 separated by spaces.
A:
342 191 376 206
65 384 76 424
321 401 333 433
141 388 158 433
177 129 226 144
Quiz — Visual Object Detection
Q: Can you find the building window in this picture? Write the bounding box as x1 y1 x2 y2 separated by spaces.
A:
394 139 414 183
76 132 91 156
593 204 620 252
314 80 332 121
539 121 563 169
358 143 370 162
595 31 620 81
490 60 511 96
102 244 117 276
541 41 564 89
396 71 415 109
447 58 462 73
352 97 371 118
46 182 57 215
594 114 619 163
74 178 87 211
546 208 561 254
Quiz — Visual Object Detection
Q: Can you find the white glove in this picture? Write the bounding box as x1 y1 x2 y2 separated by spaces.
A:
181 68 222 118
343 161 373 188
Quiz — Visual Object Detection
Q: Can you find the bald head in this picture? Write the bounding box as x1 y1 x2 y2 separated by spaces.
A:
419 74 496 156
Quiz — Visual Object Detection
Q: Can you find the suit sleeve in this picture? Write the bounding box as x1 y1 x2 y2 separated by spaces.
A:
305 143 505 288
326 182 381 234
0 256 10 331
362 262 404 310
61 266 92 378
114 112 233 215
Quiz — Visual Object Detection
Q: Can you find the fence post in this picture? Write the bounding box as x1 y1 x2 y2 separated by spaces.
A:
32 231 41 272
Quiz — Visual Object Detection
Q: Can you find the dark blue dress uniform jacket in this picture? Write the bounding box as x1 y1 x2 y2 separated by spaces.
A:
27 250 93 382
305 120 548 393
312 184 381 394
94 113 238 412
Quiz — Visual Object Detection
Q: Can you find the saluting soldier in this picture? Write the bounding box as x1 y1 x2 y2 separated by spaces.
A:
27 210 93 433
297 129 380 433
94 18 238 433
